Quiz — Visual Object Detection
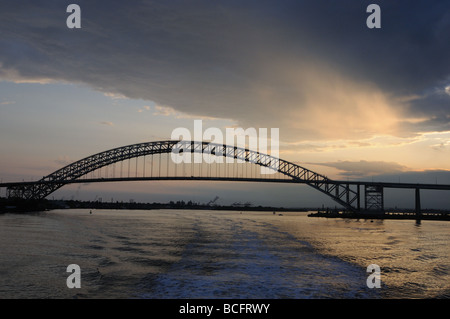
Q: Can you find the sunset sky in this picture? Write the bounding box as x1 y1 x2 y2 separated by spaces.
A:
1 0 449 208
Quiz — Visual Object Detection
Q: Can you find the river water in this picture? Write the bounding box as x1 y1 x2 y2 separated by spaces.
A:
0 209 449 299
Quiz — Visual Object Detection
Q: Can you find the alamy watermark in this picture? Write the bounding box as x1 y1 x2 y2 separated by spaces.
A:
65 262 381 291
170 120 279 174
65 4 381 30
66 4 81 29
366 264 381 288
66 264 81 288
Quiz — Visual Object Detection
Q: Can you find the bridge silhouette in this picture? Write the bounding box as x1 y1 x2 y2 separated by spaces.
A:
1 140 450 216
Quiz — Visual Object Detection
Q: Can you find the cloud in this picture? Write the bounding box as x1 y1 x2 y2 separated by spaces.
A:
430 142 450 151
0 100 15 105
153 104 219 120
0 0 448 142
104 92 127 100
311 160 408 179
138 105 151 113
99 121 114 126
0 62 56 84
425 131 450 151
280 134 420 156
373 169 450 185
399 83 450 134
153 105 177 117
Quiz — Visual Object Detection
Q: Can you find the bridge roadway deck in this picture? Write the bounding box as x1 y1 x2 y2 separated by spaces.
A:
2 177 450 191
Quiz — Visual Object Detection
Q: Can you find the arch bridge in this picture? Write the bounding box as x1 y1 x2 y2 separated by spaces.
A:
1 140 450 214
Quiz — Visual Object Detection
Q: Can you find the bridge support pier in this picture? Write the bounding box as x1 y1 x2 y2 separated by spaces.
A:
415 188 421 219
357 184 361 211
365 185 384 213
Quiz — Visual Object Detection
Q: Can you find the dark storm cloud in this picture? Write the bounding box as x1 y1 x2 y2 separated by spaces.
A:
0 0 449 140
403 90 450 134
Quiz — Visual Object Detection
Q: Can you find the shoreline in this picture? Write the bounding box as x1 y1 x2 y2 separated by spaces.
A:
2 198 450 221
0 198 310 214
308 211 450 221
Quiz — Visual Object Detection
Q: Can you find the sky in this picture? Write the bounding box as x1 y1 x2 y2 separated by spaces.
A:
0 0 450 208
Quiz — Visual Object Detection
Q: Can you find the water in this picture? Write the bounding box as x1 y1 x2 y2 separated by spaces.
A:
0 209 449 299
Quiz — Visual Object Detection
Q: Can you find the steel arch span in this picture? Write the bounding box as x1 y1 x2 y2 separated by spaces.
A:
4 140 361 211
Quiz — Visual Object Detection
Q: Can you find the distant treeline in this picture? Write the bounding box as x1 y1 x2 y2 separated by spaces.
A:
48 199 312 212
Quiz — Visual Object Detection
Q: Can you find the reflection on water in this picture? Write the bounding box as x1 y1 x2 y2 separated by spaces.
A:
271 213 450 298
0 209 449 298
